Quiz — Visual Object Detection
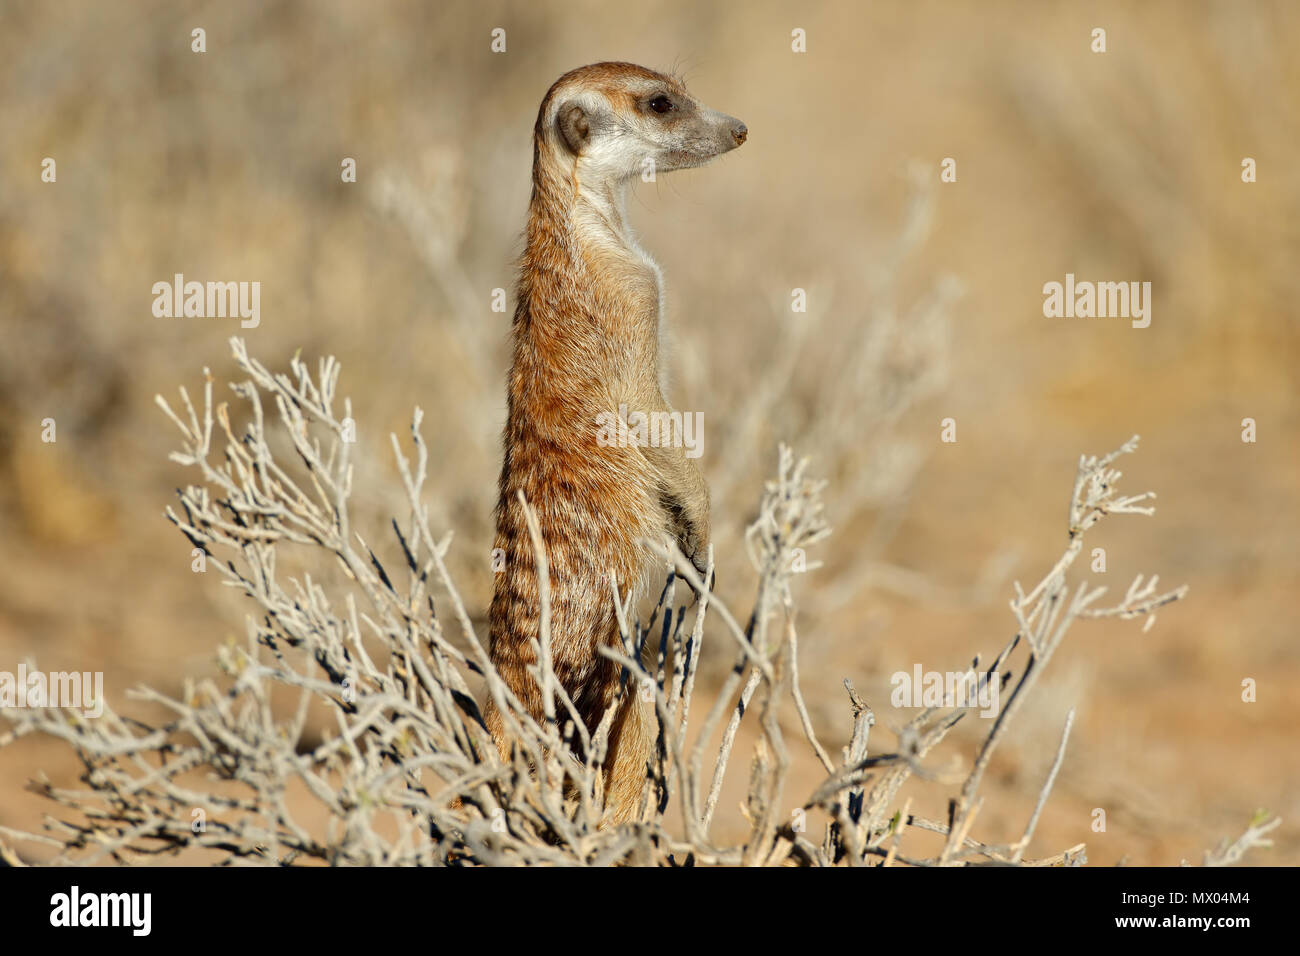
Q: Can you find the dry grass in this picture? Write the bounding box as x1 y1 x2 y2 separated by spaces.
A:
4 340 1247 866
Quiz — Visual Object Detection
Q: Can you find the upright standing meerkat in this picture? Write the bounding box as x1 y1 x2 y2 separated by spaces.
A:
485 62 746 822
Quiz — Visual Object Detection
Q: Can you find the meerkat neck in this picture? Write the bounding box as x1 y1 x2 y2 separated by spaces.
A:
574 177 634 247
531 150 636 257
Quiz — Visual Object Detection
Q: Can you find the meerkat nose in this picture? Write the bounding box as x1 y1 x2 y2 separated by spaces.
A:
731 122 748 145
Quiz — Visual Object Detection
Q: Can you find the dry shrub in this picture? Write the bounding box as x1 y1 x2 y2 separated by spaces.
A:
2 339 1276 867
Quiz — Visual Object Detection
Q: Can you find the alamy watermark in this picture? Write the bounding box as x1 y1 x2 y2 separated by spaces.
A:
152 273 260 328
49 886 150 936
595 404 704 459
0 664 103 718
1043 273 1151 329
891 664 999 718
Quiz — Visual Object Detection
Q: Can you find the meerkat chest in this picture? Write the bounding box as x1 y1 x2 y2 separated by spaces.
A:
624 239 666 326
585 239 665 338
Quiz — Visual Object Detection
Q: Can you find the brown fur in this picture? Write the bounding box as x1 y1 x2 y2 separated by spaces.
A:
485 63 746 822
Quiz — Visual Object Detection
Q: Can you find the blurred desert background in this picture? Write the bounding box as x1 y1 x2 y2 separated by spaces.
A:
1 0 1296 865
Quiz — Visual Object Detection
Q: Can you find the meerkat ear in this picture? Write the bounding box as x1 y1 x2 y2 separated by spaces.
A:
557 102 591 155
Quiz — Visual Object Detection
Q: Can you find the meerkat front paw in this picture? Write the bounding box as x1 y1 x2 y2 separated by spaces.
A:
680 522 714 595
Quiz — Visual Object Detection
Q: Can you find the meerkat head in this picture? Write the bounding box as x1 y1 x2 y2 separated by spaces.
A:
536 62 747 183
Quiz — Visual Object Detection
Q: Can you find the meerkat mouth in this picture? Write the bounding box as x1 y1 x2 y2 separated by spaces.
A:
664 149 725 170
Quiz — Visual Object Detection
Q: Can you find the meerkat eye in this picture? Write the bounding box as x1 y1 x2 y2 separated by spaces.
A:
649 95 675 114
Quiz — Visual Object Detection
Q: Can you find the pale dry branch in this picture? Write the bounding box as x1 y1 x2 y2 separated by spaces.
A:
0 345 1240 868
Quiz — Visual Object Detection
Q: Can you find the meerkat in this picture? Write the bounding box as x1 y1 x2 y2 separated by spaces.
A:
484 62 746 822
